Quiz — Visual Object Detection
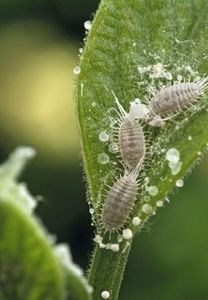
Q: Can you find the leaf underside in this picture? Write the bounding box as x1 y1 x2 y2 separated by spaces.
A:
76 0 208 299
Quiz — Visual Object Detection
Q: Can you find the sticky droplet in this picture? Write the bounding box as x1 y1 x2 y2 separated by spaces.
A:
99 131 109 142
176 179 184 187
144 195 151 202
166 148 182 175
84 20 92 30
169 161 182 175
147 186 159 196
156 200 164 207
98 153 109 164
101 291 110 299
142 203 153 215
166 148 180 163
73 66 81 75
94 235 102 244
110 244 120 252
89 208 94 214
122 228 133 240
144 177 150 184
109 142 119 154
132 217 141 226
117 235 123 243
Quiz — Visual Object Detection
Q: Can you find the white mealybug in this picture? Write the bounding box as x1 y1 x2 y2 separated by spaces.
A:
112 92 147 169
101 160 142 232
148 77 208 127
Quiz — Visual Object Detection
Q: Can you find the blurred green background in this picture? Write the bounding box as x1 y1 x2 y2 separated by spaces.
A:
0 1 208 299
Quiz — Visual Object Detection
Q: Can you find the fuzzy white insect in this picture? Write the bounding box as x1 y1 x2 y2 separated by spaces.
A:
148 77 208 127
111 92 146 169
101 160 142 232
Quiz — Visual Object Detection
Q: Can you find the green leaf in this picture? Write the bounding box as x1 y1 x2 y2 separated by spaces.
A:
0 148 92 300
55 244 93 300
76 0 208 299
0 198 64 300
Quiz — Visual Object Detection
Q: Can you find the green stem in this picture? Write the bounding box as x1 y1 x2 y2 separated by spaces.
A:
88 242 132 300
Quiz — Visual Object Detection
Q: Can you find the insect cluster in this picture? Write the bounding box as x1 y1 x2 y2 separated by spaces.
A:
96 77 208 248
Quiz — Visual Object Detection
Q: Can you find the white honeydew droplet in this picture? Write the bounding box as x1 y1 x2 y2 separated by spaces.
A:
99 131 109 142
144 195 151 202
147 186 159 196
108 142 119 154
73 66 81 75
99 243 106 249
132 217 141 226
98 153 109 164
94 235 103 244
166 148 180 163
84 20 92 30
176 179 184 187
144 177 150 184
110 244 120 252
117 235 123 243
169 161 182 175
105 243 111 250
89 208 94 214
142 203 153 215
101 291 110 299
122 228 133 240
188 135 192 141
156 200 164 207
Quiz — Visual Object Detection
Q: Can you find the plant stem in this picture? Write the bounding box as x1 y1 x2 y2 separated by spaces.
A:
88 242 132 300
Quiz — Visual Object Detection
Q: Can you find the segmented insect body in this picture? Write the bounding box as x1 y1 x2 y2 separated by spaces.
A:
149 78 208 121
112 92 146 168
101 166 139 232
119 119 145 168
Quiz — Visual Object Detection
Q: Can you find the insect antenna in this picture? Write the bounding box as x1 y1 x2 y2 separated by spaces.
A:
111 90 127 120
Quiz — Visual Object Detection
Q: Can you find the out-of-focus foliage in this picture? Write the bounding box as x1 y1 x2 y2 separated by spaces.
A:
0 20 79 163
0 148 92 300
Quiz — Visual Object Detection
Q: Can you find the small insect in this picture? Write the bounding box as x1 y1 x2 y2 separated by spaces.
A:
101 161 142 232
112 92 146 169
148 77 208 127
